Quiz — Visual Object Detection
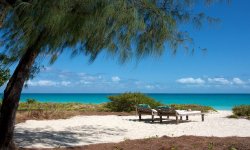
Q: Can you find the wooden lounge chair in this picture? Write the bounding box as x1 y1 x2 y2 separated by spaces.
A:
136 104 157 122
156 106 176 123
175 110 204 124
157 106 205 124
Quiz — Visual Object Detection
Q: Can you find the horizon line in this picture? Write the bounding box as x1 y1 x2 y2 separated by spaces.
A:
1 92 250 94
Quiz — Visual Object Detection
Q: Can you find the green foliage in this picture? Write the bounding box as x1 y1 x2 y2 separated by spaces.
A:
105 93 162 112
170 104 216 113
229 146 237 150
26 99 37 104
232 105 250 118
0 0 227 66
18 101 105 111
1 97 216 113
227 114 239 119
0 53 17 86
208 142 214 150
0 67 10 87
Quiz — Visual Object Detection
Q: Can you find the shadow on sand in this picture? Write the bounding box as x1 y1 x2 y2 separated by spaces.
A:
15 125 127 148
127 117 195 124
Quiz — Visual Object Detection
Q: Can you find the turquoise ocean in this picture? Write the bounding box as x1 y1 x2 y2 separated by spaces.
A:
1 93 250 110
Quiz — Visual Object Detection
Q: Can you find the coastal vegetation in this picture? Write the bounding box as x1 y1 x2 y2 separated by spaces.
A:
170 104 216 113
18 99 106 112
105 93 215 112
228 105 250 119
0 99 128 123
0 96 216 114
0 93 216 124
106 93 162 112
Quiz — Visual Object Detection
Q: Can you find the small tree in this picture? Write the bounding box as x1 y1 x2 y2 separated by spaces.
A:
106 93 162 112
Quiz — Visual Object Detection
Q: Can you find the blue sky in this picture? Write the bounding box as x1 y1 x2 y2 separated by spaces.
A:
1 1 250 93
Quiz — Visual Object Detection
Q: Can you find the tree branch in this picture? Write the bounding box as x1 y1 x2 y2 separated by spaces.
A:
0 0 17 28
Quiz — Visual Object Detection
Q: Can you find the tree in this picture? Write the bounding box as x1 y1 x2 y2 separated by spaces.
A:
0 0 228 149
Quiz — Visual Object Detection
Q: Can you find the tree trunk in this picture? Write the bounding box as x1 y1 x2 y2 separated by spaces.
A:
0 33 43 149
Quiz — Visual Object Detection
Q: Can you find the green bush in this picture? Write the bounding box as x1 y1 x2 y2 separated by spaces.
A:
105 92 162 112
232 105 250 117
170 104 216 113
227 114 239 119
17 99 106 111
26 99 37 104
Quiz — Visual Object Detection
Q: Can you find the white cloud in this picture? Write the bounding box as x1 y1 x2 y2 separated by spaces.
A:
78 73 86 77
78 73 103 81
135 81 141 85
27 80 72 87
232 78 245 85
111 76 121 82
40 67 52 72
207 77 246 85
61 81 71 86
79 80 92 85
27 80 58 87
58 74 67 79
177 78 205 84
145 85 155 89
207 78 231 85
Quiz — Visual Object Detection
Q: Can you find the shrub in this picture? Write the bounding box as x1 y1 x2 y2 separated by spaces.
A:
26 99 37 104
232 105 250 117
105 92 162 112
18 101 105 112
170 104 216 113
227 114 239 119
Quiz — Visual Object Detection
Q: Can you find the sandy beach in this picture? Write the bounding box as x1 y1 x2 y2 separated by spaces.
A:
15 111 250 148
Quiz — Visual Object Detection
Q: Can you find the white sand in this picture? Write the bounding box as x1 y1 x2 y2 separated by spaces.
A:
15 111 250 148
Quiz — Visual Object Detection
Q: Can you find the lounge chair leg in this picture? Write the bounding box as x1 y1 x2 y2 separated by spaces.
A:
139 114 141 121
152 115 154 122
176 116 179 124
160 115 162 123
202 114 204 121
186 115 189 120
180 116 182 120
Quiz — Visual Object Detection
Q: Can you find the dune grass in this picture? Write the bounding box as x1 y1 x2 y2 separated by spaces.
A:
18 99 107 111
0 98 217 123
0 99 216 113
14 99 110 123
170 104 216 113
228 105 250 119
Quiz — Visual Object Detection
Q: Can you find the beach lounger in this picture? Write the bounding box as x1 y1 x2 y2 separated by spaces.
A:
136 104 157 122
175 110 204 124
156 106 176 123
157 106 205 124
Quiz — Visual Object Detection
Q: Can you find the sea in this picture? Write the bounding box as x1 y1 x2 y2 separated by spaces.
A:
1 93 250 110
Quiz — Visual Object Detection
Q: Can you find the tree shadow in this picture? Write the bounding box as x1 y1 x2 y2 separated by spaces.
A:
15 125 127 148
